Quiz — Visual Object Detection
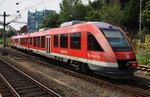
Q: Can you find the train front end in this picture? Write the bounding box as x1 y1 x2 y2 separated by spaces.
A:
93 22 138 79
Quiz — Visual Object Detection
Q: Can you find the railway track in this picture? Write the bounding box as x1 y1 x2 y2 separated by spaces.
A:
0 58 61 97
0 74 16 97
0 48 150 97
137 65 150 72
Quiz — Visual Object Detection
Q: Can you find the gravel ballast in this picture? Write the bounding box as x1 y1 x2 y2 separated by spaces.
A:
0 52 133 97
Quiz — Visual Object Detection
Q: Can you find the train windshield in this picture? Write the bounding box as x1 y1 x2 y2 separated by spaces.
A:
101 28 132 52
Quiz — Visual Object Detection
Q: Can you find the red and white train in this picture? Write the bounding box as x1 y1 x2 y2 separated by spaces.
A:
10 21 138 79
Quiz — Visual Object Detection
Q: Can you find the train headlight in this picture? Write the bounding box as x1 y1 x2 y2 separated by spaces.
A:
130 62 138 69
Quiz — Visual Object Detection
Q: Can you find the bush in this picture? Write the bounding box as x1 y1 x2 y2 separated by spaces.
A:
132 39 140 53
145 35 150 50
137 50 150 66
0 39 3 44
0 38 10 46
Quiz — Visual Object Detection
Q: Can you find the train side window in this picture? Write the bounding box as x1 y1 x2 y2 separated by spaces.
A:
34 37 36 47
60 34 68 48
37 37 40 47
20 38 22 45
26 38 28 44
87 32 103 51
30 37 32 45
21 38 23 45
16 39 18 43
15 39 18 43
23 38 25 45
54 35 58 48
41 36 45 48
70 32 81 49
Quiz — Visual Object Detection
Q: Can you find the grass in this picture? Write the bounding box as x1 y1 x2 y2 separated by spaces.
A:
137 50 150 66
0 38 10 46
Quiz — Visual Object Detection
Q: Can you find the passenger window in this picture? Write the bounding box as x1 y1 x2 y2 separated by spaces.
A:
23 38 25 45
54 35 58 48
70 32 81 49
34 37 36 47
26 38 28 44
20 38 22 45
41 36 45 48
88 32 103 51
60 34 68 48
37 37 40 47
30 37 32 45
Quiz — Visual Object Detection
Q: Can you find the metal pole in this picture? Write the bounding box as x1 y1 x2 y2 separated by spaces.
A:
3 12 6 51
2 11 7 55
139 0 142 33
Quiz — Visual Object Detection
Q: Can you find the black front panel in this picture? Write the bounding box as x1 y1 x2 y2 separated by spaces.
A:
117 59 136 70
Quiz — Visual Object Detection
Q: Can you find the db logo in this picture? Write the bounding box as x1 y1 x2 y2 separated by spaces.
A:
126 54 130 59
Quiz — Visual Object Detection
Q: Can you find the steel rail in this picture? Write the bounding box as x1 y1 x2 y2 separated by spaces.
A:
137 65 150 72
0 74 19 97
4 49 150 97
0 57 61 97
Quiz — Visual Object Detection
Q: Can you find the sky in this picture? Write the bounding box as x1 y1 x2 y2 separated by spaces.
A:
0 0 91 30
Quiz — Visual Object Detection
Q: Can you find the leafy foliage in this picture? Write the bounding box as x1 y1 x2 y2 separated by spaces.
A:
137 50 150 66
142 1 150 29
59 0 82 22
100 4 124 26
123 0 140 32
0 38 10 47
41 0 150 36
42 13 60 28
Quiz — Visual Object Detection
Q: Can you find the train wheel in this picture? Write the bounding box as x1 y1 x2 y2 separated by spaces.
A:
67 59 71 65
79 63 90 73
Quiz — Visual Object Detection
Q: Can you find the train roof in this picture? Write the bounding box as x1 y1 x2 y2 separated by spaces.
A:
60 20 83 27
11 21 119 38
89 22 117 29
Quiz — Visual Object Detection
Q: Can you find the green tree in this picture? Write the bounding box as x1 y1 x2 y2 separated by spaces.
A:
88 0 104 10
72 3 88 21
100 4 124 26
59 0 82 22
85 0 105 21
123 0 140 33
85 9 101 21
42 13 60 28
141 1 150 29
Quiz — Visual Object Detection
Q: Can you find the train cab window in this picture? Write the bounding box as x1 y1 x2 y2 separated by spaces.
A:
30 37 32 45
34 37 36 47
101 28 132 52
70 32 81 49
41 36 45 48
54 35 58 48
87 32 103 51
60 34 68 48
37 37 40 47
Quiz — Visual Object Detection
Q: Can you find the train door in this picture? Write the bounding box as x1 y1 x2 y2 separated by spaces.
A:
46 36 51 54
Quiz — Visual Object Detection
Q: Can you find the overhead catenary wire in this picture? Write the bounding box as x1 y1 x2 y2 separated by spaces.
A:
0 0 54 29
19 0 52 12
